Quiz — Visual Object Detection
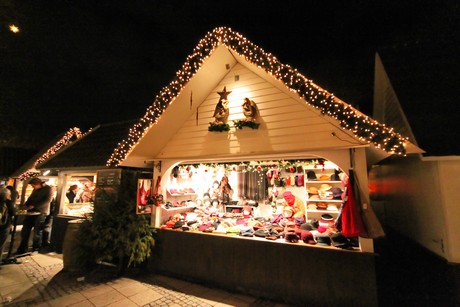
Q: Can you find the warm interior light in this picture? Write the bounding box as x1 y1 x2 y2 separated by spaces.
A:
229 86 251 104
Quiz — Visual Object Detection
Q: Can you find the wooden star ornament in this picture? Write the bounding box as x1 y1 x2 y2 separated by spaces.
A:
217 86 232 100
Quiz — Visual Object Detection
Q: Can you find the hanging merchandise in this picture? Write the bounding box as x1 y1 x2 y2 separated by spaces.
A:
153 175 162 206
272 185 278 198
137 180 151 206
172 166 179 178
237 167 268 200
296 174 304 187
340 171 366 237
350 170 385 239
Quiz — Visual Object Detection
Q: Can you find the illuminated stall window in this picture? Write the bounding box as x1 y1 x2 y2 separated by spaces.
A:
61 174 96 217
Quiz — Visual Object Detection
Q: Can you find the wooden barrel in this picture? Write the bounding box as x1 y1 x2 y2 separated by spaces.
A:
62 219 83 272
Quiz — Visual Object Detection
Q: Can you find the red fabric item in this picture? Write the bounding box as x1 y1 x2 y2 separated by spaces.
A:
137 181 151 205
341 180 366 237
283 191 295 206
153 175 162 206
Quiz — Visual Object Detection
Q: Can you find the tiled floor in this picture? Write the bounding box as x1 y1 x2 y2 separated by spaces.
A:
0 252 289 306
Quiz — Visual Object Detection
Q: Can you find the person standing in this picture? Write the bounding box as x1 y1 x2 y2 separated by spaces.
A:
42 185 57 248
75 182 94 203
66 184 78 203
15 178 53 255
6 185 19 207
0 185 14 263
282 191 305 222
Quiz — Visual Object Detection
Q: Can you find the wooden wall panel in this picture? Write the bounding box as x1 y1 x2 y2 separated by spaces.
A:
158 63 353 159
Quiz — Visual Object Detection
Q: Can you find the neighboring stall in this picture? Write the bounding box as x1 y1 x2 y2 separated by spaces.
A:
36 120 153 252
105 27 422 305
9 128 84 212
0 128 83 260
369 54 459 303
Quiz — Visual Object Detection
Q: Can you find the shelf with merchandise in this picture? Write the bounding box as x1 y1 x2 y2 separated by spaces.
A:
306 176 341 182
307 199 342 203
303 160 345 221
304 164 341 182
167 188 197 197
306 182 344 203
307 200 340 211
306 180 341 184
303 160 340 170
306 209 340 214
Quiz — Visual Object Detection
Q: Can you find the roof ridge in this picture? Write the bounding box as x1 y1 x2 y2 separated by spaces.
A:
17 127 85 180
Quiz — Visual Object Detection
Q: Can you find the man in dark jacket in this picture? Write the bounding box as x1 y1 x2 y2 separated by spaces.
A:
0 185 14 263
15 178 53 255
42 185 56 248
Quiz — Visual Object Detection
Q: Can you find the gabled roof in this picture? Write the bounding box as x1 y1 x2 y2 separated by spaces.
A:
373 53 420 148
0 147 36 179
12 128 84 180
108 27 414 167
39 120 136 170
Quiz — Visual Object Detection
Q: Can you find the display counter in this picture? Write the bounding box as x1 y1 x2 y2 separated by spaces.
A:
62 202 93 217
150 229 378 306
160 204 196 225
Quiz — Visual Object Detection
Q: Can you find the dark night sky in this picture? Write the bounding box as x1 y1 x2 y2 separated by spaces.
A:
1 0 459 156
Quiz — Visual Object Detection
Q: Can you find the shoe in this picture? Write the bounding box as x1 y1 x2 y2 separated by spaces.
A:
4 257 23 264
40 245 53 253
14 250 26 256
12 258 22 264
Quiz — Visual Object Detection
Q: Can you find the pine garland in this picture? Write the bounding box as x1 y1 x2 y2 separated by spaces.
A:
208 122 230 132
233 120 260 130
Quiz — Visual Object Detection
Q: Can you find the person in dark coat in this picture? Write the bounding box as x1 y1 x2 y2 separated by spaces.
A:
6 185 19 207
0 185 14 263
66 184 78 203
42 185 57 248
15 178 53 255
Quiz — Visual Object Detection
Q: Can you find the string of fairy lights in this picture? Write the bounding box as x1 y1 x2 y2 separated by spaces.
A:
183 159 322 174
18 127 85 180
107 27 408 167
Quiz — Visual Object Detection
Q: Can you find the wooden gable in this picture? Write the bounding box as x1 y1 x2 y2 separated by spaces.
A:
156 63 360 160
111 27 412 168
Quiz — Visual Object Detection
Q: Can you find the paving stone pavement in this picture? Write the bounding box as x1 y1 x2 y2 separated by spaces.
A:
0 253 289 307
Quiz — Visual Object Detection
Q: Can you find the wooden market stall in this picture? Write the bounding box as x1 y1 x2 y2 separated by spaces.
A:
105 27 422 305
36 120 153 252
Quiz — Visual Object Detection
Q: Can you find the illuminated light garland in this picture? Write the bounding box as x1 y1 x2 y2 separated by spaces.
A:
18 127 85 181
187 159 321 174
107 27 408 167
